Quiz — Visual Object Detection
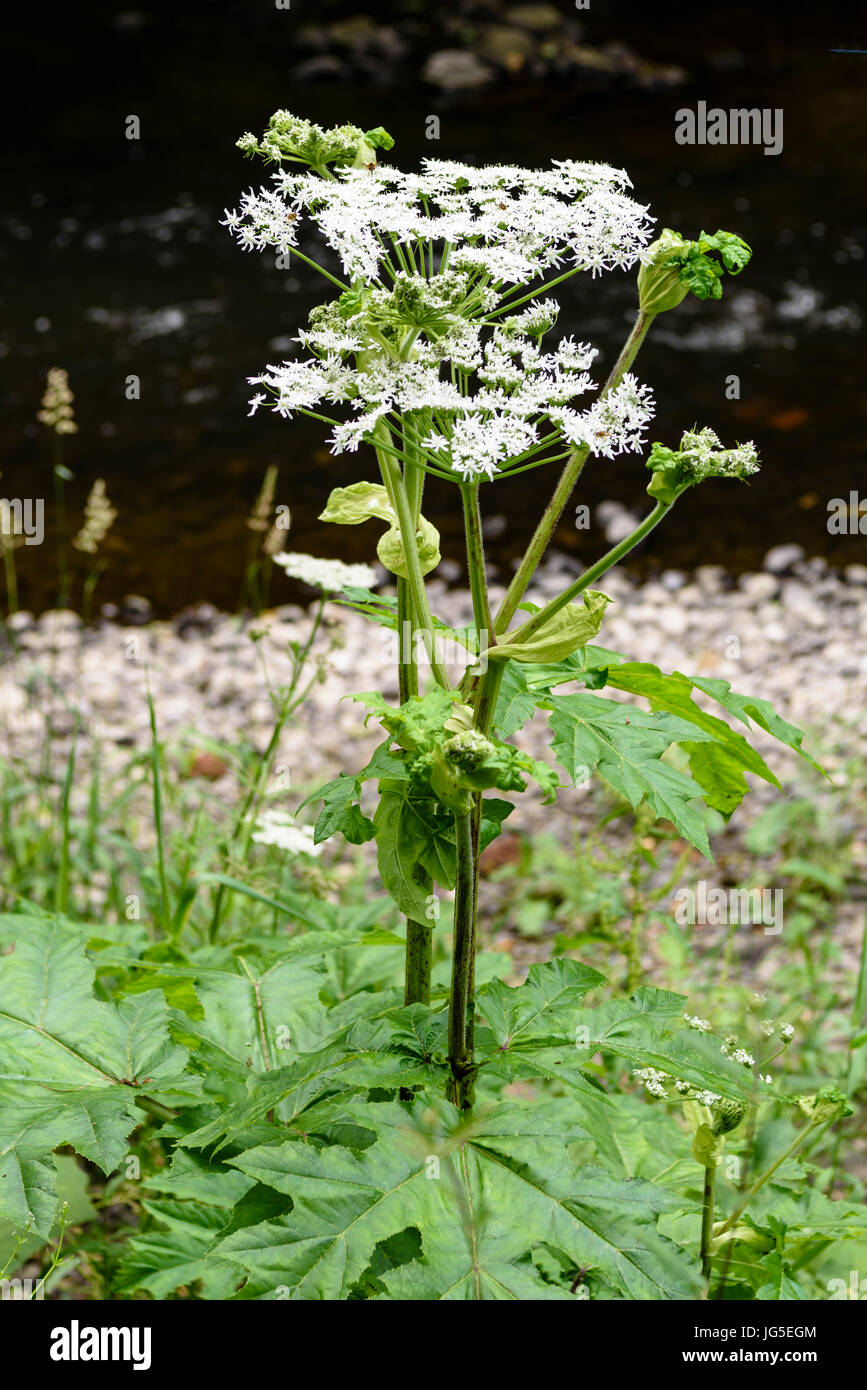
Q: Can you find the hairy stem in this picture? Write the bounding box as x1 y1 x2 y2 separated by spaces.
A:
397 573 433 1006
447 809 476 1109
494 309 653 633
405 919 432 1007
461 483 494 647
700 1163 717 1286
511 499 670 642
377 445 450 689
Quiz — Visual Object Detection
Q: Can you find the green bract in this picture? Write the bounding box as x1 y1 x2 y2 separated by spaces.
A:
319 482 441 578
638 227 751 314
485 590 611 663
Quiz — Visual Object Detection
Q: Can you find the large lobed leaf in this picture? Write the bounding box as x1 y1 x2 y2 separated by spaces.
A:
209 1098 701 1300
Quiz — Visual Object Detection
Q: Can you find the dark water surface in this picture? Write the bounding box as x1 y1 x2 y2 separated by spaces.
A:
3 1 865 615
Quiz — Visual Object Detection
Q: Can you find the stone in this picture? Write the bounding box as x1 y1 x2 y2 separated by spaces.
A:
38 608 81 632
505 5 564 32
422 50 496 91
695 565 727 595
475 24 537 69
189 751 229 780
738 572 779 602
6 610 34 632
762 543 805 574
120 594 153 625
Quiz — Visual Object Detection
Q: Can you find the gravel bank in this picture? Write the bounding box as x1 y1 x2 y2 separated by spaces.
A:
2 548 864 796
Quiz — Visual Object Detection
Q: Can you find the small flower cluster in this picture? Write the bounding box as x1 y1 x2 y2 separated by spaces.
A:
274 550 377 593
647 426 759 503
37 368 78 435
72 479 117 555
633 1013 780 1116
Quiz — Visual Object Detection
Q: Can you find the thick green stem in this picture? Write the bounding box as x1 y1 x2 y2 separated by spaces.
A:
511 499 671 642
377 446 450 689
447 809 476 1109
405 920 432 1007
397 574 433 1006
460 484 494 647
494 310 653 634
396 577 418 704
700 1164 717 1285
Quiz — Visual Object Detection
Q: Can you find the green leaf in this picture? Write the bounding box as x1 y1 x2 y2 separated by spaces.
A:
373 780 457 917
0 921 196 1235
753 1252 812 1301
117 1195 246 1299
547 691 716 854
312 772 376 845
574 988 761 1103
212 1098 700 1299
478 959 606 1050
478 797 514 854
605 663 781 816
494 662 537 739
319 482 440 578
486 590 611 664
688 676 824 775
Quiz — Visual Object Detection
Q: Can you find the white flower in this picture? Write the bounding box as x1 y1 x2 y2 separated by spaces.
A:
780 1023 795 1042
683 1013 711 1032
422 412 538 482
760 1019 776 1037
760 1074 773 1085
274 551 377 592
633 1065 670 1098
251 810 322 856
695 1089 721 1106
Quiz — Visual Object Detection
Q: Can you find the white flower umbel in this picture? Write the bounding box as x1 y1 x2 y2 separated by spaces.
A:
246 295 653 483
251 810 322 856
274 550 377 592
224 159 653 285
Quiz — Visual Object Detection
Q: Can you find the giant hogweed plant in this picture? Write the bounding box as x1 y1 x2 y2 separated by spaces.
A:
0 114 859 1303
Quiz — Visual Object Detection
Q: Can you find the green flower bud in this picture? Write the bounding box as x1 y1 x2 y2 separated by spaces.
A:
797 1086 853 1124
637 227 751 315
712 1098 747 1135
637 229 692 315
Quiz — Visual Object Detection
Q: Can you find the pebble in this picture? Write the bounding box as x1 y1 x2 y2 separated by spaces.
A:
422 49 496 90
763 543 805 575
